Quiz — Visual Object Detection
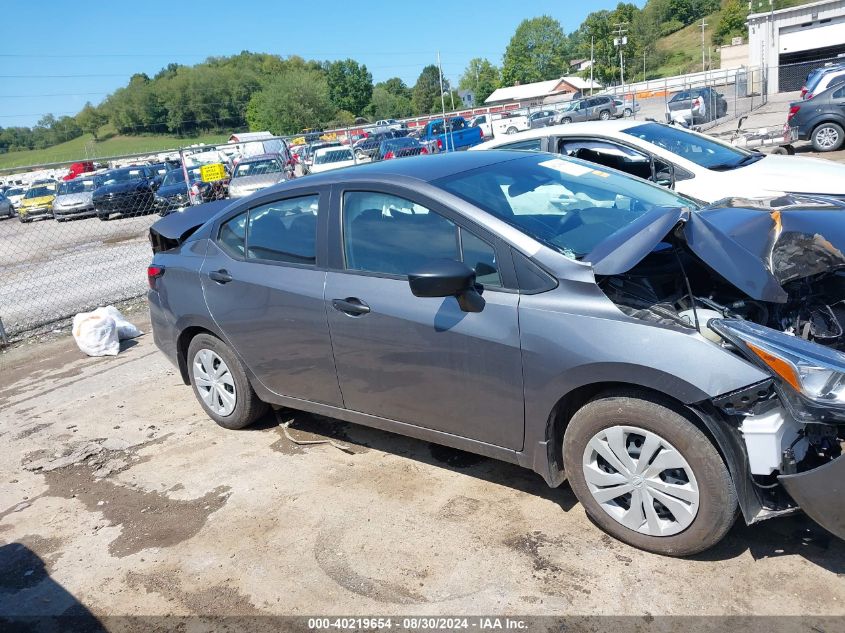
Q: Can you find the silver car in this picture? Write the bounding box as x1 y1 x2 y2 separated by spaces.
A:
147 151 845 556
228 154 287 200
557 96 616 124
0 192 13 218
52 177 98 221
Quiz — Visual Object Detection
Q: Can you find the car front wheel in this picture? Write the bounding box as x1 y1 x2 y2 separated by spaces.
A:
811 122 844 152
563 391 737 556
599 110 611 120
187 333 269 430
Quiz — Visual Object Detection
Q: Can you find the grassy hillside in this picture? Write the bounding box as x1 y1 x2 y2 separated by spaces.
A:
653 12 721 78
651 0 819 78
0 129 229 172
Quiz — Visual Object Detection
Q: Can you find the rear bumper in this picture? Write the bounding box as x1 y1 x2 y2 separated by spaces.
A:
147 289 181 372
779 453 845 540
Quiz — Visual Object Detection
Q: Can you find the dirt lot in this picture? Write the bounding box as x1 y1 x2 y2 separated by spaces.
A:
1 303 844 629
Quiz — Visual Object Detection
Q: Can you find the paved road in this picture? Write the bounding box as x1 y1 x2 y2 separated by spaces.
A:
0 315 843 623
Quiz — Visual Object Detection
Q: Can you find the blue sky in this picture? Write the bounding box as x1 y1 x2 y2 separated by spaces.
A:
1 0 644 127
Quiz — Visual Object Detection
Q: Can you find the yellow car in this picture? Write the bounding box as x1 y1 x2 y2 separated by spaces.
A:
18 183 57 223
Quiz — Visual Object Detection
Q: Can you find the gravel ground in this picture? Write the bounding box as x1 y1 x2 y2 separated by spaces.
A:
0 307 844 629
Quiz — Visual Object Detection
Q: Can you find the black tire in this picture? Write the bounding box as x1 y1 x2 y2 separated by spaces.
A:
599 110 611 120
561 117 572 124
97 212 110 221
187 333 269 430
506 126 518 134
811 122 845 152
18 214 30 223
624 108 632 117
563 391 737 556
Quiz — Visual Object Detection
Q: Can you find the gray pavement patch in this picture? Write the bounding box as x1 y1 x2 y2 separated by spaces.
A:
313 526 427 605
125 571 263 616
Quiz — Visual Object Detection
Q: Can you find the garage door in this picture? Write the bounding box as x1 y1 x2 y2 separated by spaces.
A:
778 17 845 92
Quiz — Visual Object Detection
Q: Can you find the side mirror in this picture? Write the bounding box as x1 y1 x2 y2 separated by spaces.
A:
408 259 485 313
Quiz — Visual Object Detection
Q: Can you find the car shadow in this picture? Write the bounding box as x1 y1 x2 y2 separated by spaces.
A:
690 512 845 572
252 407 578 513
0 543 106 632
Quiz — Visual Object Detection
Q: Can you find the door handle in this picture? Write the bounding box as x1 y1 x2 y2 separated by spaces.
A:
332 298 371 316
209 269 233 284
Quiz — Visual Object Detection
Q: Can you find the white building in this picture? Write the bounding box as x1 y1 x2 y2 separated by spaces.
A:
748 0 845 93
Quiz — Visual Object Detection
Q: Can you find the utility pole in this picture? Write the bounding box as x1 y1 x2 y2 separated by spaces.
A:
437 51 450 152
700 19 708 72
613 23 628 96
590 36 595 95
643 50 647 81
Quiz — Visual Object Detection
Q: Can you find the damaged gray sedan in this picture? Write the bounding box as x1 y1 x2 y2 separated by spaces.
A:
147 151 845 556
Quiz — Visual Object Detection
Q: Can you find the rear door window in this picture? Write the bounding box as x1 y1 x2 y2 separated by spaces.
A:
246 195 319 264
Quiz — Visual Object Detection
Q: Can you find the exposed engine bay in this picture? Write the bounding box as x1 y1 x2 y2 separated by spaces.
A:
594 197 845 523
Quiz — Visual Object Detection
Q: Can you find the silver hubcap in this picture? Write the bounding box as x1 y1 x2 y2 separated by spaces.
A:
817 127 839 149
192 349 236 416
582 425 699 537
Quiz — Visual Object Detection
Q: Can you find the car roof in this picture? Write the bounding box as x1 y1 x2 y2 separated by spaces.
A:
238 153 281 162
314 146 350 154
473 119 639 149
265 150 527 189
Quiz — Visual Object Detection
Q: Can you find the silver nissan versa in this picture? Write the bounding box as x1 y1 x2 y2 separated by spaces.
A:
147 151 845 556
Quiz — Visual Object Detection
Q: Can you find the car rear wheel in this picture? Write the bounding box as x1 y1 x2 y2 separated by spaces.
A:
563 391 737 556
624 108 632 117
599 110 611 120
506 126 518 134
97 211 110 221
561 117 572 124
187 333 269 430
811 123 844 152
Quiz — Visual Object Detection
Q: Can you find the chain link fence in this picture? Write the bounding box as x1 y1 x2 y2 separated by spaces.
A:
0 57 813 344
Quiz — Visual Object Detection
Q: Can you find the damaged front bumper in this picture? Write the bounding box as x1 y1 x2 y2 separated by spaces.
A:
779 453 845 540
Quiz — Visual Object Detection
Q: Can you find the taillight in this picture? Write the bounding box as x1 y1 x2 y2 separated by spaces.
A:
800 86 808 98
147 265 164 289
437 138 443 150
420 147 428 154
693 97 702 108
787 105 801 121
806 93 814 100
384 151 394 159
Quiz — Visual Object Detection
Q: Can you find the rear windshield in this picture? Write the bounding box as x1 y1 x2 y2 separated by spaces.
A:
234 158 282 178
314 149 353 164
58 179 95 194
101 168 147 184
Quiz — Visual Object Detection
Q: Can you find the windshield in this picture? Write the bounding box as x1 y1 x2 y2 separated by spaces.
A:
234 158 281 178
435 153 695 259
161 170 192 187
101 168 147 185
622 122 760 170
25 186 54 198
314 149 353 164
58 179 95 194
7 188 23 196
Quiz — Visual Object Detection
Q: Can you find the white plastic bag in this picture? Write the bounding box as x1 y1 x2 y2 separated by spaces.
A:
93 306 143 339
72 306 142 357
72 313 119 357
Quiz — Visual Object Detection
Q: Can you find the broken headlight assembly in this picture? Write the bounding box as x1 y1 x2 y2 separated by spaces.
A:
709 318 845 423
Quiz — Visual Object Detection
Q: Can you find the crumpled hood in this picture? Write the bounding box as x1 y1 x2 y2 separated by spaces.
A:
715 155 845 196
588 195 845 303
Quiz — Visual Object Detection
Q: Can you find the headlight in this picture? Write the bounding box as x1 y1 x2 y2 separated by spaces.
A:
710 318 845 410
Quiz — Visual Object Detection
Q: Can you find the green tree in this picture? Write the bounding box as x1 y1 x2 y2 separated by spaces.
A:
502 16 568 85
412 65 445 115
377 77 412 100
75 102 107 140
324 59 373 116
459 58 500 105
713 0 748 45
246 67 335 135
366 86 413 120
